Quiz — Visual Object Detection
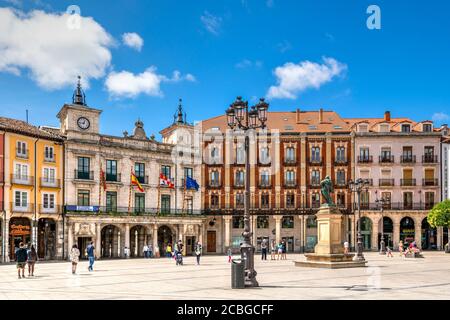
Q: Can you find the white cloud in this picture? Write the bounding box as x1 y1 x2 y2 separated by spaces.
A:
122 32 143 51
105 67 195 99
432 112 450 123
266 57 347 99
200 11 222 35
0 7 113 90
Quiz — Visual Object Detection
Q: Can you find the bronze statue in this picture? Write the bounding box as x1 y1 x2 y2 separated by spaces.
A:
320 175 335 206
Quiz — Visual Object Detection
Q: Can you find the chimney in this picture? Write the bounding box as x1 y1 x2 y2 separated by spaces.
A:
319 108 324 123
384 111 391 122
296 108 301 123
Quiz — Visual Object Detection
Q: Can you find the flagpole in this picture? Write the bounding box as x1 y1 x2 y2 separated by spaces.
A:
157 173 161 216
128 168 132 216
99 160 102 209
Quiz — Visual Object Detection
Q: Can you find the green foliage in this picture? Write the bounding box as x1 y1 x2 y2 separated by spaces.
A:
427 200 450 228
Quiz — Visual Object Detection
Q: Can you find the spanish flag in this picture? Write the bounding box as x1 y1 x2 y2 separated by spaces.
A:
131 172 144 192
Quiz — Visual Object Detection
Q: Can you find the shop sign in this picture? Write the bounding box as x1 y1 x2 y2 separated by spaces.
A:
10 224 31 236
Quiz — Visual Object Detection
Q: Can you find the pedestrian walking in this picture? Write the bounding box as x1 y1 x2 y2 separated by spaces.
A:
70 244 80 274
398 240 404 257
16 242 27 279
344 241 349 254
227 248 232 263
386 246 393 258
178 240 184 255
148 244 153 258
270 240 276 260
27 244 37 277
277 242 283 260
86 241 95 272
261 239 268 260
143 244 149 258
166 243 172 258
195 241 202 265
124 246 130 258
281 240 287 260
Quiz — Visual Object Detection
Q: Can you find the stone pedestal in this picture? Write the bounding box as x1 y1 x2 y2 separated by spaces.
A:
295 205 367 269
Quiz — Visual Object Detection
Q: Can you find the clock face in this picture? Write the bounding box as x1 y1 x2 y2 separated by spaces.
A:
77 117 90 130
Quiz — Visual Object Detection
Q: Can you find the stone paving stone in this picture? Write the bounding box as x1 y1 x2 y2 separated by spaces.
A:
0 252 450 299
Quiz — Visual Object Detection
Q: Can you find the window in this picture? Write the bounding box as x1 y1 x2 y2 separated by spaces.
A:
282 216 294 228
423 123 432 132
424 146 435 163
402 146 413 162
236 193 244 207
285 147 295 162
311 170 320 185
358 124 368 132
311 147 320 162
16 141 27 157
43 167 56 183
286 193 295 208
260 170 270 186
43 193 55 210
161 165 171 180
233 216 244 228
235 170 244 186
360 147 370 160
106 160 117 181
261 193 269 208
312 193 320 208
135 193 145 213
380 147 391 160
106 192 117 212
379 124 390 132
184 167 193 179
285 170 295 185
403 192 413 209
336 170 346 185
77 190 90 206
424 169 435 185
381 192 391 209
401 124 411 133
336 146 346 162
361 191 369 208
337 193 346 207
135 163 146 184
14 191 28 208
77 157 90 179
425 192 434 209
260 146 270 164
211 194 219 208
44 146 54 161
15 163 28 179
257 216 269 229
236 145 245 164
161 195 170 214
211 147 220 163
210 170 220 186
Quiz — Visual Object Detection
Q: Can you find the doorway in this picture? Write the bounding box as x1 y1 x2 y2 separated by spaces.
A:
207 231 216 253
185 236 196 255
282 236 294 252
157 225 173 256
77 237 92 260
38 219 56 260
9 218 31 260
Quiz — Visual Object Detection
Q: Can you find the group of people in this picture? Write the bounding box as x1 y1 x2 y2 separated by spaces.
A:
164 241 203 265
226 239 288 263
14 242 38 279
398 240 421 257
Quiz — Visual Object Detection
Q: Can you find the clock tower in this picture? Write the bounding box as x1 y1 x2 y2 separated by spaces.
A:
56 76 102 136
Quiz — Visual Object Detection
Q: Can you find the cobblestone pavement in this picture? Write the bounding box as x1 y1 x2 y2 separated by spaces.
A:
0 252 449 300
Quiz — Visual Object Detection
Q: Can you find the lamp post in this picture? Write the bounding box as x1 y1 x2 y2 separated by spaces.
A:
348 178 370 261
226 96 268 287
375 190 387 255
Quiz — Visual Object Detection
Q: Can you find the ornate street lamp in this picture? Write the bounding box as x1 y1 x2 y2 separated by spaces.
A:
348 178 370 261
225 96 268 287
375 190 388 255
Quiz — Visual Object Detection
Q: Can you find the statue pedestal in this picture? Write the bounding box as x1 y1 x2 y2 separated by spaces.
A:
295 205 367 269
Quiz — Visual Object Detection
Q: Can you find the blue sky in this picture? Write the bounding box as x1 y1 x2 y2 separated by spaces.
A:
0 0 449 138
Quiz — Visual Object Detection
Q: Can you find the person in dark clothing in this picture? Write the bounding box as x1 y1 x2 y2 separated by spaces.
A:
16 242 28 279
86 242 95 272
27 244 38 277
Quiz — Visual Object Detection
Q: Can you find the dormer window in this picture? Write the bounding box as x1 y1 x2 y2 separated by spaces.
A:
401 124 411 133
423 123 432 132
357 124 368 132
379 124 390 132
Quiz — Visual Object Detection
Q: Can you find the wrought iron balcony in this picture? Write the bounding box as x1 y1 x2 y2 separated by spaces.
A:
74 170 94 180
379 155 394 163
309 180 321 188
334 158 348 166
106 173 122 183
334 181 348 188
208 181 222 188
284 158 297 166
234 181 245 188
40 177 60 188
259 181 272 189
422 178 438 186
11 174 33 185
284 181 297 188
400 155 416 164
40 204 61 214
357 155 373 163
400 179 416 186
137 175 149 185
309 159 323 166
358 202 431 211
379 178 395 186
422 155 438 164
11 202 34 213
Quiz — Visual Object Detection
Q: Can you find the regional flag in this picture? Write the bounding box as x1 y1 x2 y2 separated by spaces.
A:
185 176 199 191
131 172 144 192
100 168 107 191
160 173 175 189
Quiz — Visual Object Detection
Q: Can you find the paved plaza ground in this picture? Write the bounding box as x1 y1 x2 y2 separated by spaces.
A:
0 251 450 300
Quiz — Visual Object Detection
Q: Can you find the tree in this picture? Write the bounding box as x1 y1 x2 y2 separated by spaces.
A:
427 200 450 229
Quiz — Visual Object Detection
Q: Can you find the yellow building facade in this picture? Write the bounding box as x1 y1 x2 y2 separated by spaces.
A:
0 117 64 262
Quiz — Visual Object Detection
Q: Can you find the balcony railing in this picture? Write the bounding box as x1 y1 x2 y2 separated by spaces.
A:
11 202 34 213
234 181 245 188
40 204 61 213
65 205 204 216
208 181 221 188
379 178 395 186
106 173 122 183
284 181 297 188
259 181 272 189
74 170 94 180
40 177 60 188
16 149 29 159
334 158 348 166
400 179 416 186
423 179 438 186
44 154 56 163
309 159 322 166
11 174 33 185
358 202 432 211
400 155 416 163
358 155 373 163
309 180 321 188
284 158 297 166
335 181 347 188
379 155 394 163
137 175 149 185
422 155 438 164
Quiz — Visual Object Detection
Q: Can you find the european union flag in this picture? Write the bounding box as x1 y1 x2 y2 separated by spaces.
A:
186 176 200 191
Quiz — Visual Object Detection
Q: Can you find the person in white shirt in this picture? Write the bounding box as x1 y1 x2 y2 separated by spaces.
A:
143 244 149 258
344 241 349 254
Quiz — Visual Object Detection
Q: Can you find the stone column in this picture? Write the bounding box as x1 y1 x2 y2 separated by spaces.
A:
371 219 379 251
125 224 130 258
437 226 443 250
152 224 158 257
67 222 73 261
252 215 257 246
56 220 64 259
96 223 101 259
298 215 303 253
224 216 232 249
414 222 422 249
3 219 10 262
393 221 400 250
274 216 282 244
302 215 306 253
